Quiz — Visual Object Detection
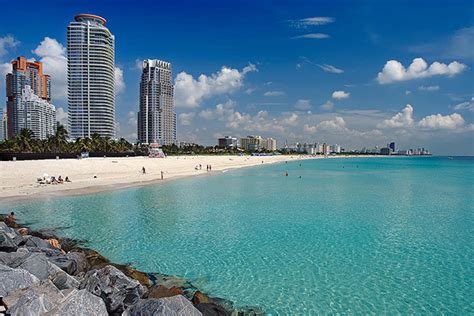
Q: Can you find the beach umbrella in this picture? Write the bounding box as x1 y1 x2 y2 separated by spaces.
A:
43 173 49 178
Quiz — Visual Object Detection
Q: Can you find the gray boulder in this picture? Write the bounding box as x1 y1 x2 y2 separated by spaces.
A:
44 289 108 316
0 263 39 297
48 251 90 275
0 248 31 267
4 280 64 315
16 252 80 290
80 265 146 314
123 295 202 316
0 222 23 252
24 236 56 251
194 303 230 316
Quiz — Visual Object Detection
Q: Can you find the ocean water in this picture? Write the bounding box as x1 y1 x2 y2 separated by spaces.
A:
2 157 473 314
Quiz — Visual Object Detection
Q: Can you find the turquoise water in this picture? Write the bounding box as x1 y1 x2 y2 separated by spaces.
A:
2 157 473 314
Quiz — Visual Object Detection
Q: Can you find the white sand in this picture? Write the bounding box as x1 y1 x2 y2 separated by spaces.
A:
0 155 318 201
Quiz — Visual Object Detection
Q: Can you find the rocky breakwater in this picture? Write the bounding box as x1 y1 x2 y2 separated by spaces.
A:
0 219 264 315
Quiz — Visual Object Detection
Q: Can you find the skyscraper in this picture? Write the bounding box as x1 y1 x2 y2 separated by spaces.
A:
0 109 7 141
67 14 115 139
6 57 51 139
389 142 396 152
137 59 176 145
18 86 56 140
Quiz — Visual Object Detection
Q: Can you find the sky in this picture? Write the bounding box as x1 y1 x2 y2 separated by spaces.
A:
0 0 473 155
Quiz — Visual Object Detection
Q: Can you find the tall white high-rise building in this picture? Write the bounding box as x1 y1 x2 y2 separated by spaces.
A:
137 59 176 145
0 109 7 141
67 14 115 139
19 86 56 140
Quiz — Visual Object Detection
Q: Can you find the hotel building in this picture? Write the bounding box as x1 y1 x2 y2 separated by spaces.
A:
0 110 7 141
6 57 51 139
137 59 176 145
67 14 115 139
240 135 277 152
218 136 238 149
19 86 56 139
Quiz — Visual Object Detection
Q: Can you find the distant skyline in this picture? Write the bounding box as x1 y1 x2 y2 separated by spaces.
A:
0 0 472 155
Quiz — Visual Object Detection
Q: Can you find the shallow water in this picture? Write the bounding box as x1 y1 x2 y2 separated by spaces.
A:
2 157 473 314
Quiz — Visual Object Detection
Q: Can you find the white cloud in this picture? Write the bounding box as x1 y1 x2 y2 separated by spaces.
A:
133 59 143 70
418 113 465 129
245 87 255 95
292 17 335 27
377 104 414 128
0 62 11 80
317 64 344 74
453 98 474 112
377 58 467 84
293 33 330 39
377 104 468 132
32 37 68 101
127 111 137 126
332 90 350 99
320 100 334 111
446 26 474 60
295 99 311 110
179 112 195 126
56 107 68 127
199 100 236 121
114 67 126 94
281 113 299 126
418 85 439 91
304 116 384 140
0 35 19 56
264 90 285 97
174 64 257 108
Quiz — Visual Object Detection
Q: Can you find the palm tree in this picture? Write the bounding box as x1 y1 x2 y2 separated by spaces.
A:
0 138 20 152
53 124 69 152
116 138 132 152
101 136 112 152
91 133 102 152
74 137 90 153
16 129 35 152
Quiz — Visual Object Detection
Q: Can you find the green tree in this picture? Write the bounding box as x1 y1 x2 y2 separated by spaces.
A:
16 129 35 152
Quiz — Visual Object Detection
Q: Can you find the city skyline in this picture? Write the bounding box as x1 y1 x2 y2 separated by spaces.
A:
0 0 472 154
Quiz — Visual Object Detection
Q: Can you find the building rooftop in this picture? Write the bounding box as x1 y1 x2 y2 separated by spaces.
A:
74 14 107 26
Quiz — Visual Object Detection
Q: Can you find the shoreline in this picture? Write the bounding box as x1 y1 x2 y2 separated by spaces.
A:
1 154 348 203
0 154 386 204
0 216 255 315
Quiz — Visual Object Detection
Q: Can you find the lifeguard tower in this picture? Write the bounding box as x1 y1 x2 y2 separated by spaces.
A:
149 143 165 158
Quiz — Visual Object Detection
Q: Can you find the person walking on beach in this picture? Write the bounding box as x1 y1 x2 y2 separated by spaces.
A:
161 171 164 180
142 167 146 174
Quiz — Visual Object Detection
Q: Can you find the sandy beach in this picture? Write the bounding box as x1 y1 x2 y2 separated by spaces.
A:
1 154 320 202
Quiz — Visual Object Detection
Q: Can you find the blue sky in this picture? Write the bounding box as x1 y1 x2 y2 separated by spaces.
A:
0 0 473 154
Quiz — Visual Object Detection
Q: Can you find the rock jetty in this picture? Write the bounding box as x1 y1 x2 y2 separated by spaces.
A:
0 218 264 315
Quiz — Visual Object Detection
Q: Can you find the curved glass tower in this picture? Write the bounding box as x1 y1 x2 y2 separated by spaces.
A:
67 14 115 139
